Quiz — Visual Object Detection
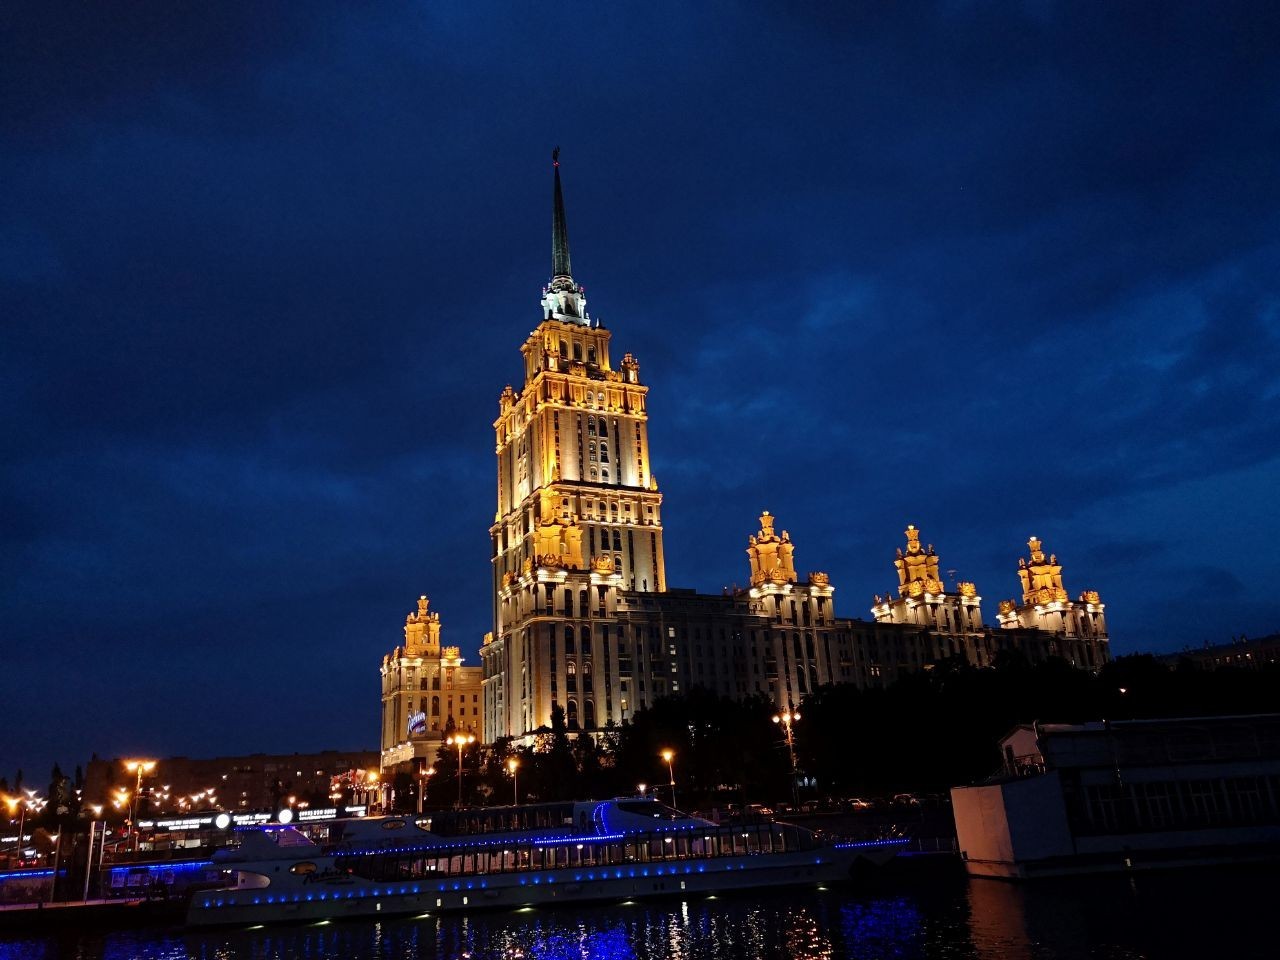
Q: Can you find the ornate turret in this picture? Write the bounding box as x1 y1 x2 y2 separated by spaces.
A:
1016 536 1070 605
896 524 943 598
746 509 798 586
403 594 442 656
872 524 983 636
542 148 588 322
997 537 1109 662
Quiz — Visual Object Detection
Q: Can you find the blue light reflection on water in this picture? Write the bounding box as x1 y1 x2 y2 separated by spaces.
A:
1 867 1276 960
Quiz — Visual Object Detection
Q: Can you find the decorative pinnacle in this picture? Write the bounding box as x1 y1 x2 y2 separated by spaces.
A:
552 146 572 281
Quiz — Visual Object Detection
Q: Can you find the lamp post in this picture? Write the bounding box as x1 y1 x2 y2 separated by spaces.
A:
507 757 520 806
660 750 677 810
84 804 104 901
446 734 476 807
4 796 25 861
123 760 156 852
418 765 436 815
772 710 800 808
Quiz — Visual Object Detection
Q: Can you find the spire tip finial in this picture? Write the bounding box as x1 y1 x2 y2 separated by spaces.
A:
552 145 560 166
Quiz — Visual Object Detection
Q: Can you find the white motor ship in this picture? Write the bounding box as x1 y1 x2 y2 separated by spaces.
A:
187 796 903 927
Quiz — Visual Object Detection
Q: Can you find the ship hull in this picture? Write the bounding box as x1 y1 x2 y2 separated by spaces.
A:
187 845 886 927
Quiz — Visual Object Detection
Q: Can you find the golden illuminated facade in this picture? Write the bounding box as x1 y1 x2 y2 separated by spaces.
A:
871 524 983 637
380 595 482 772
996 537 1109 663
490 152 665 600
468 155 1115 744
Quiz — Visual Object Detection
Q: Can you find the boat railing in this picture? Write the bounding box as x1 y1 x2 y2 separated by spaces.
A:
333 821 822 882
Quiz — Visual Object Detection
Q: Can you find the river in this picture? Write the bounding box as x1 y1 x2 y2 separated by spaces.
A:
0 864 1270 959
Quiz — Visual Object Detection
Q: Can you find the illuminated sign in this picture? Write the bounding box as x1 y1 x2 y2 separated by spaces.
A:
139 816 215 831
296 807 338 822
232 812 271 826
407 711 428 736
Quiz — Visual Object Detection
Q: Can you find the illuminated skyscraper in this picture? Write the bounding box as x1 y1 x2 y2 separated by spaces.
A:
468 155 1113 744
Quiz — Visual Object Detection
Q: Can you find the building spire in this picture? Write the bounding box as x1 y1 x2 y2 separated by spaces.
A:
551 146 573 283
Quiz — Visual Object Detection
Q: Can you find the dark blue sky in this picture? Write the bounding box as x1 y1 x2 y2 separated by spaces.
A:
4 2 1279 776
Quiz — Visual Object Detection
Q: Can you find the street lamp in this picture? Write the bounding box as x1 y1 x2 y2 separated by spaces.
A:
123 760 156 852
507 757 520 806
660 749 677 810
418 765 436 815
772 710 801 807
3 796 24 859
445 734 476 807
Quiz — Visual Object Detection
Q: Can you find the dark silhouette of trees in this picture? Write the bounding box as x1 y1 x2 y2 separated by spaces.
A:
390 656 1280 813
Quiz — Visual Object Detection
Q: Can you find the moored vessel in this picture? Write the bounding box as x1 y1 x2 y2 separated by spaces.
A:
188 796 902 926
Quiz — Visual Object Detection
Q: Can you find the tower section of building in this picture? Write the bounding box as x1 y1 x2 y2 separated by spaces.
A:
996 536 1109 667
870 524 989 663
484 154 666 740
380 595 482 774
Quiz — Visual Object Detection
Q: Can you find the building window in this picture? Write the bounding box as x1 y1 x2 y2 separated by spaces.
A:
584 700 597 730
566 700 579 729
565 626 576 654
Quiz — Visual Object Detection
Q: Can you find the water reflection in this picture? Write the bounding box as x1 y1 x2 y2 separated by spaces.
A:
1 866 1274 960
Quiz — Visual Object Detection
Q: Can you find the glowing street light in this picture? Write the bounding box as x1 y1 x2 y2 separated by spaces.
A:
123 760 156 851
3 796 25 858
507 757 520 806
446 734 477 807
660 749 677 810
418 765 436 815
773 710 801 807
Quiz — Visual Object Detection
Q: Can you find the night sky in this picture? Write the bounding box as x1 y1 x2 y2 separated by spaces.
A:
4 2 1280 777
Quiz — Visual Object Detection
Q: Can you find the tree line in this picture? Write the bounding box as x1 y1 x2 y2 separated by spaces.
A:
400 652 1280 812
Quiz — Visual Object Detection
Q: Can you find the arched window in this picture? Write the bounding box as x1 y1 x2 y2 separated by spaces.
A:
564 626 576 654
601 469 609 482
566 661 577 675
589 442 597 462
599 442 609 463
597 392 604 405
573 342 582 361
584 700 597 730
589 467 597 479
566 700 579 730
559 340 568 358
431 696 440 716
587 346 596 363
587 416 596 437
612 530 622 551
